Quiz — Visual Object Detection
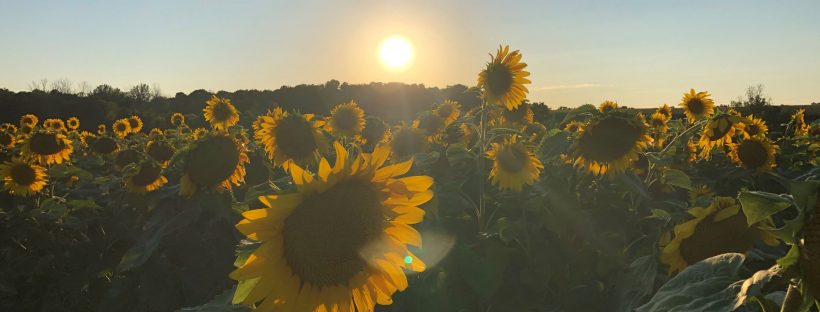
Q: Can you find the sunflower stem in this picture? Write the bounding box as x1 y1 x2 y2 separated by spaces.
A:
477 100 488 230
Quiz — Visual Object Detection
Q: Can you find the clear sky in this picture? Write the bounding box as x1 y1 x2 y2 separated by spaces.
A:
1 0 818 107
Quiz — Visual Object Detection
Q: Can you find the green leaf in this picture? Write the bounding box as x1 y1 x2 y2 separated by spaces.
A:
117 202 202 272
231 278 259 305
738 191 793 226
67 199 101 211
661 169 693 190
733 265 782 309
560 104 597 124
454 240 508 300
615 255 659 311
777 245 800 269
636 253 746 312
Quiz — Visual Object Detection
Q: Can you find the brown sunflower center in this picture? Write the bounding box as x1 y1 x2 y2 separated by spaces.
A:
485 63 514 97
746 125 760 136
131 163 163 187
147 141 175 162
274 115 318 159
577 117 642 162
686 98 705 115
436 105 454 119
10 164 36 186
29 133 65 155
651 118 665 128
172 115 184 125
391 128 426 158
115 123 128 132
497 144 528 172
22 117 35 125
187 135 240 186
212 102 235 122
333 108 361 132
128 118 140 129
92 137 119 155
737 140 768 169
0 133 12 146
115 149 142 168
679 211 758 265
282 179 384 287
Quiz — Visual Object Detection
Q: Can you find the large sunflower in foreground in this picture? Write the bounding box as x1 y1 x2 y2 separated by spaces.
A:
697 113 739 159
569 113 652 176
126 162 168 194
679 89 715 123
486 137 543 192
230 143 432 312
728 136 778 173
328 101 366 138
0 159 47 197
113 119 131 138
180 131 248 197
477 45 531 110
434 100 461 126
204 96 240 131
22 131 74 165
660 197 779 274
254 107 327 170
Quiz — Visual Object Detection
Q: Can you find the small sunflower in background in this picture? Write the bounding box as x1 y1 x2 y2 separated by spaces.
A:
360 116 391 150
522 121 547 144
44 118 66 132
112 119 131 138
170 112 185 127
390 125 429 159
203 96 239 131
738 115 768 139
148 128 163 139
114 149 143 170
146 140 175 166
789 108 809 136
563 120 584 133
91 136 119 155
569 113 652 176
180 131 248 197
649 112 669 147
230 143 432 312
0 131 14 148
477 45 531 110
697 114 738 159
20 114 38 127
434 100 461 126
728 136 778 173
254 107 327 169
660 197 779 274
66 117 80 130
126 161 168 194
486 136 543 192
686 139 698 163
444 123 476 147
598 100 619 113
97 124 106 135
0 123 11 132
22 131 73 165
501 101 534 126
656 104 673 121
679 89 715 123
78 131 94 145
0 159 47 197
127 115 143 133
412 112 446 141
193 128 208 140
327 100 366 138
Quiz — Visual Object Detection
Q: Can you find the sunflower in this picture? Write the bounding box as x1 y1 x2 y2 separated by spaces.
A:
97 124 106 135
91 136 119 155
146 140 176 165
486 137 543 192
0 132 14 148
660 197 779 274
687 139 698 163
697 114 738 159
412 112 446 141
230 142 432 312
728 136 778 172
390 126 428 159
649 112 669 134
501 101 534 125
193 128 208 140
434 100 461 125
598 100 619 113
126 162 168 194
66 117 80 130
148 128 163 139
78 131 94 145
328 101 366 138
790 108 809 136
44 118 66 132
170 112 185 127
522 122 547 144
361 116 391 150
112 119 131 138
657 104 673 121
254 108 327 169
20 114 38 127
204 96 240 131
563 121 584 133
180 131 248 197
443 123 476 146
739 115 768 139
22 131 73 165
252 110 278 132
114 149 143 169
679 89 715 123
18 125 34 137
0 159 47 197
569 113 652 176
128 115 144 133
477 45 531 110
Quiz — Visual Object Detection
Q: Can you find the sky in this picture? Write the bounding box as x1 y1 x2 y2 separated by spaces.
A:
0 0 818 107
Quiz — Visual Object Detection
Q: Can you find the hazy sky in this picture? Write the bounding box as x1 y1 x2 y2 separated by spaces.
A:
1 0 818 107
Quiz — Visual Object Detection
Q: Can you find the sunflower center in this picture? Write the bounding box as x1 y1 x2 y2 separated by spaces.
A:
577 117 642 162
282 179 385 287
436 105 454 119
679 211 758 265
10 164 36 186
128 119 140 129
687 99 705 115
737 140 768 168
93 137 119 155
497 144 528 172
0 133 12 146
485 63 514 97
187 135 240 186
22 117 34 125
274 115 318 159
29 133 65 155
333 108 361 132
115 123 128 132
212 102 234 122
746 125 760 136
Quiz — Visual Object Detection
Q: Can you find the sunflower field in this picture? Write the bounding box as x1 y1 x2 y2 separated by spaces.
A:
1 46 819 312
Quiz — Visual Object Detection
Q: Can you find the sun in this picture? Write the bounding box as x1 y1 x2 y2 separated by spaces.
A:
379 35 414 71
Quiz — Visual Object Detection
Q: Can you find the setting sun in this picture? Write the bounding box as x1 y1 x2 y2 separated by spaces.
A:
378 35 414 71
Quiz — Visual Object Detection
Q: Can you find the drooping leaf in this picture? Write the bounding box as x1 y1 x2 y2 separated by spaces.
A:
733 265 783 309
661 169 693 191
738 191 793 226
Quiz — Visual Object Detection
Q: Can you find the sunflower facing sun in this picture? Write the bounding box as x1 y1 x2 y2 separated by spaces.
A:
486 137 543 192
230 142 432 312
679 89 715 123
478 45 531 110
328 101 366 138
0 159 47 197
204 96 240 131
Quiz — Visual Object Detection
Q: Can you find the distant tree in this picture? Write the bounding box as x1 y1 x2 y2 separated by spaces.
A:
91 84 122 97
731 84 772 108
78 81 92 96
128 83 152 102
51 78 74 94
28 79 49 91
151 83 163 100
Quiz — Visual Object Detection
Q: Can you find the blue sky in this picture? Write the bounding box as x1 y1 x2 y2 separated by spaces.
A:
1 0 818 107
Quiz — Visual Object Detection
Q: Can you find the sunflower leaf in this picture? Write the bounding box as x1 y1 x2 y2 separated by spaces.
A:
661 169 693 191
732 265 783 310
738 191 793 226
